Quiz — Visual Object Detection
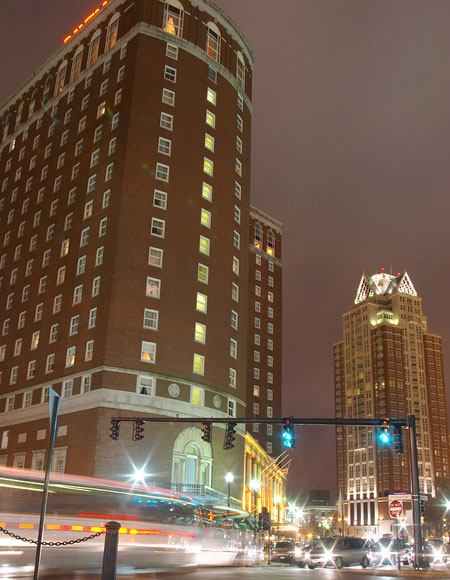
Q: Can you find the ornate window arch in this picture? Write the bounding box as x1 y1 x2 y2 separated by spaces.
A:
88 29 102 67
172 426 212 488
266 230 275 255
163 0 184 37
254 222 263 249
206 22 221 62
105 13 120 51
71 45 84 82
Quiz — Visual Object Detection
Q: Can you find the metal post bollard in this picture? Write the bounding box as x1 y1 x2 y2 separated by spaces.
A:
101 521 121 580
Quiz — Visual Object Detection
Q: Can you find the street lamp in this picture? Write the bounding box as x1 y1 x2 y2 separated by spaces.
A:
251 480 259 542
225 472 234 508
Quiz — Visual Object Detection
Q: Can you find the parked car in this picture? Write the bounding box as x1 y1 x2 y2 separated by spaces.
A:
271 539 296 563
307 536 371 569
371 538 412 566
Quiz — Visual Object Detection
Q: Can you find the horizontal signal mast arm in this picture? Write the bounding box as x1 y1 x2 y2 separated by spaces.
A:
110 416 409 427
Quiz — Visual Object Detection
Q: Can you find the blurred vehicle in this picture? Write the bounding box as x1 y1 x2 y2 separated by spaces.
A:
271 539 296 563
294 541 310 567
423 538 446 564
0 466 263 573
307 536 371 569
371 538 412 566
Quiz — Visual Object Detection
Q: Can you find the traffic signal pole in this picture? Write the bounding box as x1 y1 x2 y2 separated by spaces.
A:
407 414 423 569
110 413 422 565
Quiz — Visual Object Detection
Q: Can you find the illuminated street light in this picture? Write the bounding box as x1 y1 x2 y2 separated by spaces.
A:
132 467 147 483
225 472 234 508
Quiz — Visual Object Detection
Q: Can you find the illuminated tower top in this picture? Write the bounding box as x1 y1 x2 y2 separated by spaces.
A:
354 271 417 305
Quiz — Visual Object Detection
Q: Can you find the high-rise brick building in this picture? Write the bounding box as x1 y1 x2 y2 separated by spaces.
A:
334 271 450 536
0 0 283 507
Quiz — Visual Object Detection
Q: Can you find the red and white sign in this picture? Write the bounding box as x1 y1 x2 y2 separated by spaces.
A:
389 499 403 519
222 519 233 531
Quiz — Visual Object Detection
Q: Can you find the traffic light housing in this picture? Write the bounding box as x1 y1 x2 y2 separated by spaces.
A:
201 422 212 443
259 506 271 531
378 418 391 445
282 416 295 449
133 420 145 441
392 424 403 454
110 419 120 440
223 422 237 450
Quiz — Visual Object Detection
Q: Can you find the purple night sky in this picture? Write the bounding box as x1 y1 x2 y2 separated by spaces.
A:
2 0 450 500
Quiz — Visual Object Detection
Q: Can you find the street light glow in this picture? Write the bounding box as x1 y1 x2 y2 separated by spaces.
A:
132 468 147 483
225 472 234 483
250 479 259 491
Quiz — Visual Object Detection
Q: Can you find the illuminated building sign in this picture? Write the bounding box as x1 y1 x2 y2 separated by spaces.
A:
63 1 109 44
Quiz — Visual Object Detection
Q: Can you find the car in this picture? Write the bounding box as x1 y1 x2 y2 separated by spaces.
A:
371 538 412 566
306 536 371 569
423 538 446 564
294 542 310 567
271 539 296 563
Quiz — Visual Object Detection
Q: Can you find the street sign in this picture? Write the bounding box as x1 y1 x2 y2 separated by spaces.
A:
389 499 403 519
222 518 233 531
389 493 412 501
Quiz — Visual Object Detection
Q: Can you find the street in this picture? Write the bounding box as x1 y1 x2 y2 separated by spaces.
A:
4 564 450 580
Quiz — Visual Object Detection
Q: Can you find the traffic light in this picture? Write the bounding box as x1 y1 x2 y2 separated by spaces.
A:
223 422 237 450
420 498 426 514
378 418 391 445
110 420 120 440
259 506 271 531
133 420 145 441
282 417 295 449
392 425 403 454
201 422 212 443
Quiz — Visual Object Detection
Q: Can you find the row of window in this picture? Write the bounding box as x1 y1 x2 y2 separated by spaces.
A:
0 447 67 472
253 223 276 256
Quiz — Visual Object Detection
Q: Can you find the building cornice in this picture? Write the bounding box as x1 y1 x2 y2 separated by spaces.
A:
250 205 283 232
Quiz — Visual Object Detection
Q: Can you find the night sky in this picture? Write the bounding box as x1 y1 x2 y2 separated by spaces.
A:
2 0 450 502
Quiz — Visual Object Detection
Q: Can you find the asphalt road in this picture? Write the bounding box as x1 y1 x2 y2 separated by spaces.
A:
5 565 450 580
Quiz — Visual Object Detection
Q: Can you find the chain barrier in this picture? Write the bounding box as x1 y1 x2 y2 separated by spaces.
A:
0 525 105 546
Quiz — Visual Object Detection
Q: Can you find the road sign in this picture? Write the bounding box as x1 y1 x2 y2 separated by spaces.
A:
389 493 412 501
389 499 403 519
222 518 233 531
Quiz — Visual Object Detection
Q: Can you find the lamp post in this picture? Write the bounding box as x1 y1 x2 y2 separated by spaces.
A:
225 472 234 509
251 479 259 543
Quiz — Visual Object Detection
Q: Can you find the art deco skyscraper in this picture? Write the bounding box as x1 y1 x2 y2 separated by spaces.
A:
334 271 450 534
0 0 283 507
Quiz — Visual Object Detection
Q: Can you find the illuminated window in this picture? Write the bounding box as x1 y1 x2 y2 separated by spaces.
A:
202 182 212 201
206 110 215 128
204 134 214 152
149 247 163 267
254 223 262 248
198 264 209 284
71 46 84 82
207 87 216 105
199 236 210 255
203 158 213 176
199 210 211 229
60 239 70 257
144 309 159 330
196 292 207 313
206 22 221 62
163 0 184 37
232 282 239 302
195 323 206 344
97 101 106 118
193 355 205 376
146 277 161 298
56 266 66 285
106 14 120 51
236 52 245 89
54 60 68 95
88 30 101 66
84 200 93 219
141 341 156 363
66 347 76 368
191 386 204 406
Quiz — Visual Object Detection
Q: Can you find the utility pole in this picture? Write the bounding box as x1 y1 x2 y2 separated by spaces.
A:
407 414 423 569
